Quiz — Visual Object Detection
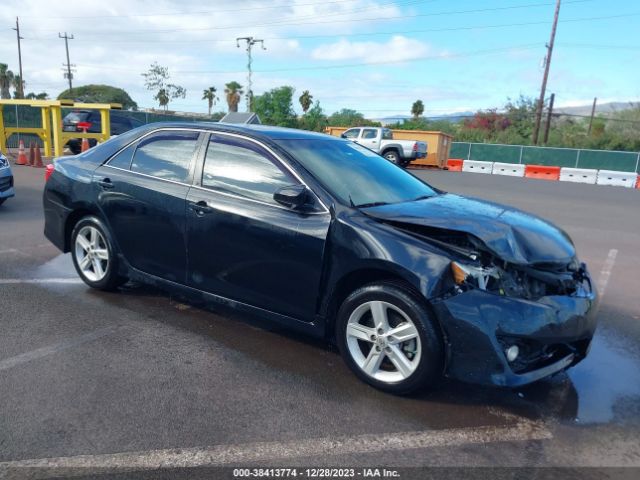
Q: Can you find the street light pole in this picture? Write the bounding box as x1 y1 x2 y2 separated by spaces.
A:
236 37 266 112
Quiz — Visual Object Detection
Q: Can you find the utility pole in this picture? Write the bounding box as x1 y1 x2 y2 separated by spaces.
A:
532 0 561 145
543 93 555 145
59 32 75 93
12 17 24 98
587 97 598 136
236 37 266 112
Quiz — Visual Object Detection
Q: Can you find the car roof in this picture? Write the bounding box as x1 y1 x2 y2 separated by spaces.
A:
139 121 335 142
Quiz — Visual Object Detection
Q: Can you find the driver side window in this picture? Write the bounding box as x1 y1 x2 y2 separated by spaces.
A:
202 138 296 205
343 129 360 139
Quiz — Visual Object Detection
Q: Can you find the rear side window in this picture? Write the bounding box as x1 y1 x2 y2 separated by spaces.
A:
131 131 200 183
362 129 377 139
382 129 393 140
202 138 295 205
107 143 136 169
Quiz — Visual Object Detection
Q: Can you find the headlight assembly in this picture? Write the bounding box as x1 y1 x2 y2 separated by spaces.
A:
450 261 500 290
0 155 9 169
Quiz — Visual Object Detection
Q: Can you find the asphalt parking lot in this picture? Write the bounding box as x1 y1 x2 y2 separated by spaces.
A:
1 165 639 478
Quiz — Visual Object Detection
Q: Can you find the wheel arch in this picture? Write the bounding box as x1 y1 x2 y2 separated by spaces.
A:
63 205 104 252
323 265 426 341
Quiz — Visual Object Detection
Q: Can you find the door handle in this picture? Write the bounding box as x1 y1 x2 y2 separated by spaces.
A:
189 200 213 215
97 178 114 189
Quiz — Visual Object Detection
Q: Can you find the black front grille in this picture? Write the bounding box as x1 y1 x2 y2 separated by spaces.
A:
0 176 13 192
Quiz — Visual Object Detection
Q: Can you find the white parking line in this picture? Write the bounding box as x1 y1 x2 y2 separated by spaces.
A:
597 249 618 300
0 278 83 285
0 326 117 372
0 421 551 476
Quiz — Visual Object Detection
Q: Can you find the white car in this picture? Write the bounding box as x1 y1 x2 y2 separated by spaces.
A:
0 152 15 206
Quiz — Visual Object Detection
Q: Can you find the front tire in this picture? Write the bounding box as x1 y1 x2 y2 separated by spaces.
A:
336 283 443 395
71 216 124 291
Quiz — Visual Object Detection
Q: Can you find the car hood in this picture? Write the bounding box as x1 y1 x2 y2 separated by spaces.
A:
361 193 575 265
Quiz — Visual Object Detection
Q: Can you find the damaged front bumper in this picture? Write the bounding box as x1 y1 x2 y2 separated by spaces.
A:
431 279 598 387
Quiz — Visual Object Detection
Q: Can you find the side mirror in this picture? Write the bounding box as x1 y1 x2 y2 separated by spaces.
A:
340 133 347 139
274 184 309 209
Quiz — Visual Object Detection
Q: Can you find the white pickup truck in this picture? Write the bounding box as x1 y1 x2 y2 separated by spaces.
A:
340 127 427 167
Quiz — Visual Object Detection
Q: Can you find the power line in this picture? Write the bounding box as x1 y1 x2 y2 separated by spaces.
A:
23 0 593 37
25 0 432 19
73 44 541 75
19 7 632 45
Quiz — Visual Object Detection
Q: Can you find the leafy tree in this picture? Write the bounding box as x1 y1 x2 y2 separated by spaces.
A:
224 81 244 112
141 63 186 111
298 101 328 132
0 64 14 99
327 108 380 127
299 90 313 114
202 86 217 116
253 86 297 127
411 100 424 119
58 84 138 110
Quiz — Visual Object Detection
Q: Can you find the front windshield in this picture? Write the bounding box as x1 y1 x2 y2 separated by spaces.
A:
276 139 437 207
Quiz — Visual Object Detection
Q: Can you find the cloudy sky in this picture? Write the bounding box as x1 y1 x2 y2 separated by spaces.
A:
0 0 638 117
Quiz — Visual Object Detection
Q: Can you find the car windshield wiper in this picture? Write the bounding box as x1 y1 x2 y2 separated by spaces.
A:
354 201 390 208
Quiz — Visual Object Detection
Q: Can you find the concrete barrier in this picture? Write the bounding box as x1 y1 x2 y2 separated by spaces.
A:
596 170 638 188
462 160 493 174
492 162 525 177
446 159 463 171
559 167 598 184
524 165 561 181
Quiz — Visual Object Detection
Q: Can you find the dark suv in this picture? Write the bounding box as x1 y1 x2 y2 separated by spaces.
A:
63 110 144 154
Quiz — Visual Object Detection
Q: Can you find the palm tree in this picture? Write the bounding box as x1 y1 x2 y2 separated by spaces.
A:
411 100 424 119
224 81 243 112
202 87 217 116
299 90 313 114
0 64 14 99
12 74 24 99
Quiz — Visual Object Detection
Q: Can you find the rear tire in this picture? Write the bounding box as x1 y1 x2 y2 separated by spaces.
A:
336 282 443 395
70 216 125 291
383 150 401 165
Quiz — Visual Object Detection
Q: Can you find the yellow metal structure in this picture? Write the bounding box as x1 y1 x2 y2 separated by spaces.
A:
0 99 122 157
325 126 454 168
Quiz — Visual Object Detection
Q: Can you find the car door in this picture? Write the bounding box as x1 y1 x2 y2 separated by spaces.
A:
185 133 331 322
94 129 204 283
359 128 379 151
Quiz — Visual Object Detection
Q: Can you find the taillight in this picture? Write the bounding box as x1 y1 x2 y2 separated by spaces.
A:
77 121 92 131
45 164 55 182
412 143 418 152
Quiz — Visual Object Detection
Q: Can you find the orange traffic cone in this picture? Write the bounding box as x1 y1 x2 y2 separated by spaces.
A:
81 128 90 153
33 144 44 168
15 140 28 165
28 142 35 166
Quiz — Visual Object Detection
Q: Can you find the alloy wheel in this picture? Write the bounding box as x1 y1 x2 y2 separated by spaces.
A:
74 225 110 282
345 300 421 383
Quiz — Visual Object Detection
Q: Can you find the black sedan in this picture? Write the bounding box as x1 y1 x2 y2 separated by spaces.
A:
43 123 598 394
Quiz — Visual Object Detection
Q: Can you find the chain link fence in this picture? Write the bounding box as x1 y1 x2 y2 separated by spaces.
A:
450 142 640 173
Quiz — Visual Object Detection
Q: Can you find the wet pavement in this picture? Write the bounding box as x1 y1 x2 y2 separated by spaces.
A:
1 166 639 476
